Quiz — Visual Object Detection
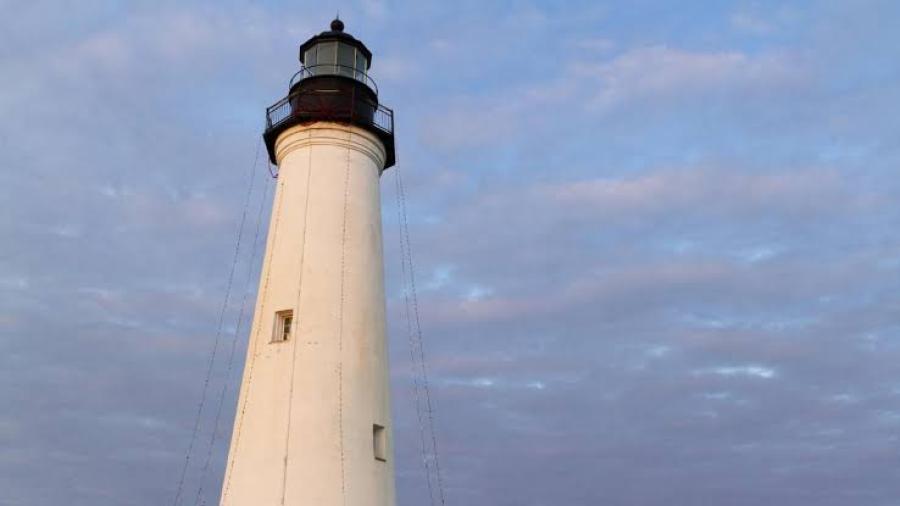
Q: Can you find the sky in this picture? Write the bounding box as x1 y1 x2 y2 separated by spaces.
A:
1 0 900 505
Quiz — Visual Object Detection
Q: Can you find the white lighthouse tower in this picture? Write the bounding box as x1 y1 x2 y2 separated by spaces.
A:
219 19 397 506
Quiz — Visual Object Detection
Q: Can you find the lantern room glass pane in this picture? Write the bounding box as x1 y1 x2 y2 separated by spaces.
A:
305 48 317 68
355 52 366 81
317 41 337 71
337 43 355 77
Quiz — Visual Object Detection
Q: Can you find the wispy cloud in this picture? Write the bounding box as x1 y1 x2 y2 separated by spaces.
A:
4 1 900 505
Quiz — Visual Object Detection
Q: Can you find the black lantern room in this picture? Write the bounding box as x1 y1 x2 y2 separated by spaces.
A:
263 19 395 168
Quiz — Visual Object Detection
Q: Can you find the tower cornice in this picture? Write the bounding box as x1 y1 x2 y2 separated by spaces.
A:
273 123 388 171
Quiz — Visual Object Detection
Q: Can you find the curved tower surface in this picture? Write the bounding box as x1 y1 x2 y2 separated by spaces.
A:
220 19 397 506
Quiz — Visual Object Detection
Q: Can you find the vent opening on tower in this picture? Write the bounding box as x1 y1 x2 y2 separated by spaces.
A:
373 424 387 462
273 310 294 342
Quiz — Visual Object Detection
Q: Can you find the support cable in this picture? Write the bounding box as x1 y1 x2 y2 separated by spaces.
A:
172 139 262 506
395 167 448 506
193 175 272 506
394 169 437 506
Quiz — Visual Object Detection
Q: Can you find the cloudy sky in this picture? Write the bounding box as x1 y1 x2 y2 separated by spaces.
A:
2 0 900 505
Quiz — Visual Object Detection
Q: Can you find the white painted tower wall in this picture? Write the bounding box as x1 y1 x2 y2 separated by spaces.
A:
220 122 396 506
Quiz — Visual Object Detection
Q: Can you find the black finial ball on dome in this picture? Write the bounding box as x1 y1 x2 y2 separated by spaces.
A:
330 18 344 32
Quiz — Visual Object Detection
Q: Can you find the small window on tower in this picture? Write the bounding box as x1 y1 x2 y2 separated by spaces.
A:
273 310 294 343
373 424 387 462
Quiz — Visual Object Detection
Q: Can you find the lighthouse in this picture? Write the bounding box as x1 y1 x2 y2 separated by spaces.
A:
219 19 397 506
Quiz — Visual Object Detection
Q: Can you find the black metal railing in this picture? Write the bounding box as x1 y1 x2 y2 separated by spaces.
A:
263 86 395 167
265 88 394 136
289 64 379 94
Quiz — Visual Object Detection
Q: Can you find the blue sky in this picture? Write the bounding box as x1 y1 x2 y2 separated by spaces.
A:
2 1 900 505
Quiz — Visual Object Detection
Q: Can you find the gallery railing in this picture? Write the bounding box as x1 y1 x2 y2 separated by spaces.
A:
289 64 379 95
263 85 395 167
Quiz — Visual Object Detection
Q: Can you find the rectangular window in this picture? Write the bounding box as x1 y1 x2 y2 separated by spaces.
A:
373 424 387 462
317 41 337 70
304 48 317 68
273 310 294 342
337 43 355 78
355 51 367 81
